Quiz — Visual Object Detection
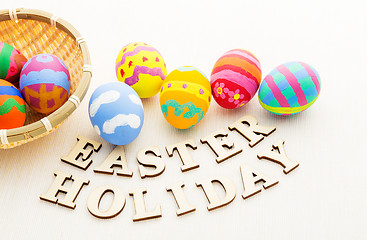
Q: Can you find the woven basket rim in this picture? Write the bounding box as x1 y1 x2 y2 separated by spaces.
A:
0 8 91 148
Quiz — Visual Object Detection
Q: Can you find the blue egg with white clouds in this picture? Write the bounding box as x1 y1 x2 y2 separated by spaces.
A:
89 82 144 145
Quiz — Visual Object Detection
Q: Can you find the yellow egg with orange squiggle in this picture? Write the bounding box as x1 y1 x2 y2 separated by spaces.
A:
159 66 211 129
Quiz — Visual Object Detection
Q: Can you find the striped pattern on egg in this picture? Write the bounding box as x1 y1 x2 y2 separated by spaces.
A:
210 49 261 109
0 42 27 88
258 61 321 115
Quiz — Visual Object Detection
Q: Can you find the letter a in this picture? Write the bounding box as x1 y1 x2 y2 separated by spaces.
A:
94 145 133 177
240 162 278 199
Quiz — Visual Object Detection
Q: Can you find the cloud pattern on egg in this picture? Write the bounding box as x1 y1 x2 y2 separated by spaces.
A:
103 113 141 134
90 91 142 134
89 82 144 145
94 125 101 135
128 94 143 106
89 90 120 117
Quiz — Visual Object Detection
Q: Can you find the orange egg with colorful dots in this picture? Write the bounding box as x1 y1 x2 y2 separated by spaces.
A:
159 66 211 129
115 42 167 98
0 79 26 129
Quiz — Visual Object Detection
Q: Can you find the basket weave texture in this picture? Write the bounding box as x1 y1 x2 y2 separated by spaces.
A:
0 8 91 149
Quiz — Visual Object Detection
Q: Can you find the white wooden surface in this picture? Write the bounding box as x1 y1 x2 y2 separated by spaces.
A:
1 0 366 239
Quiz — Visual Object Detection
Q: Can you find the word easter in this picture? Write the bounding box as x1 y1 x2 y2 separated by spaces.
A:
40 115 299 222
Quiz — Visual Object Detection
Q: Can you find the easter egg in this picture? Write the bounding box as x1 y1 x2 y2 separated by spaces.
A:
211 49 262 109
0 42 27 88
115 42 167 98
89 82 144 145
0 79 26 129
258 61 321 115
19 54 70 114
159 66 211 129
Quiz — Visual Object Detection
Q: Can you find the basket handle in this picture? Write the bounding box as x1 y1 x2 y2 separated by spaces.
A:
0 129 9 145
8 8 18 22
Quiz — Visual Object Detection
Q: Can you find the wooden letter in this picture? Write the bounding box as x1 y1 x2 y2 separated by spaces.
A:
257 139 299 174
165 139 199 172
196 176 236 211
166 182 196 216
87 185 126 219
228 115 276 147
61 136 102 170
137 146 165 178
94 145 133 177
40 171 89 209
200 129 242 163
129 187 162 222
240 162 279 199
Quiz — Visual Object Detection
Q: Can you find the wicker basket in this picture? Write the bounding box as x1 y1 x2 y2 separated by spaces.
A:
0 8 91 149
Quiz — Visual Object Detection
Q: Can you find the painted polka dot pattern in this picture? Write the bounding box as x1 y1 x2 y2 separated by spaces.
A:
160 66 211 129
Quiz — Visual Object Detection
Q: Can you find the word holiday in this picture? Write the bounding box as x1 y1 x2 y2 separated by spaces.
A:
40 115 299 221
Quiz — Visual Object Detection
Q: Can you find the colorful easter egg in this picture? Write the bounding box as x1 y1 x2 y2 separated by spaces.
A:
210 49 262 109
159 66 211 129
0 79 26 129
115 42 167 98
258 61 321 115
89 82 144 145
0 42 27 88
19 54 70 114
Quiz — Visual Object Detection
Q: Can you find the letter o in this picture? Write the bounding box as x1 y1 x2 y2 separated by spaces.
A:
87 185 126 219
